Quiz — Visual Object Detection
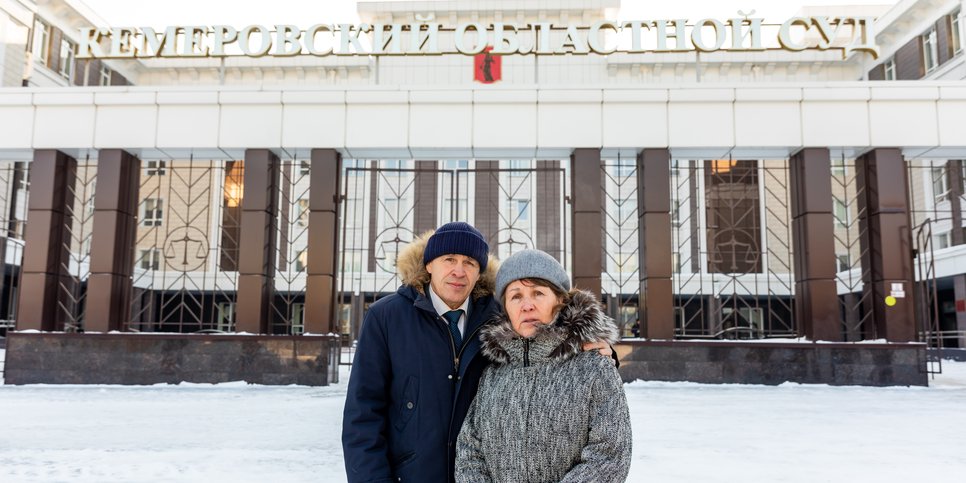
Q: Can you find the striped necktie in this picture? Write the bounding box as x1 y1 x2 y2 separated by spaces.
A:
443 309 464 349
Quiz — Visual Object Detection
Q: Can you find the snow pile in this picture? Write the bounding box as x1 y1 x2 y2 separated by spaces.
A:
0 357 964 482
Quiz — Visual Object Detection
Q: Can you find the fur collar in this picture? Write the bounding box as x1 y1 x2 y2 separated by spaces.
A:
480 289 619 365
395 230 499 300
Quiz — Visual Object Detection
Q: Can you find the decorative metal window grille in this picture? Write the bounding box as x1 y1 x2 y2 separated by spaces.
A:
271 158 310 335
128 159 240 334
908 159 961 351
0 161 30 330
601 156 640 338
832 156 873 341
672 158 796 340
59 158 97 332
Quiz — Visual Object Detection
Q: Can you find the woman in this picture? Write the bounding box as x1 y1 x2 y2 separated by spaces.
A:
456 249 632 482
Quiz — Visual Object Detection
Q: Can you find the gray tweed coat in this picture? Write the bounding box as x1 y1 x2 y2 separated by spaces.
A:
455 290 632 483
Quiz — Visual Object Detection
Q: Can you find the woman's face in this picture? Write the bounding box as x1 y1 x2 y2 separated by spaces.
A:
504 279 562 338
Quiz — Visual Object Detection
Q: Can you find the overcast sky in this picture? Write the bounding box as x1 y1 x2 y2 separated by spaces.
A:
78 0 899 28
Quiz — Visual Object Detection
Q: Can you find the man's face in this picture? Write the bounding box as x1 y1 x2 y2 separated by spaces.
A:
425 254 482 310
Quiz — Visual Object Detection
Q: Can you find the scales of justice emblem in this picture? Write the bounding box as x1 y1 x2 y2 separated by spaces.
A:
162 226 210 272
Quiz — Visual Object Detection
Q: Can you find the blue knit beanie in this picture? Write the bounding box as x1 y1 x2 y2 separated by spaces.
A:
423 222 490 271
495 249 571 304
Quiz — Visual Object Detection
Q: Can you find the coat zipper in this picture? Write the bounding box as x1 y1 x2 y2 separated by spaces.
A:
523 338 530 367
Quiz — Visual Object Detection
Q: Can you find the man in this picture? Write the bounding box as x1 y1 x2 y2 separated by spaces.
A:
343 222 611 482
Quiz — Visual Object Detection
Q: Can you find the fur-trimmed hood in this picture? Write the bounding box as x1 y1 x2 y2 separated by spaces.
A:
480 289 619 365
395 230 499 300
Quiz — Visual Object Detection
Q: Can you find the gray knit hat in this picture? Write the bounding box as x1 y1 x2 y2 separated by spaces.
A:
494 249 571 304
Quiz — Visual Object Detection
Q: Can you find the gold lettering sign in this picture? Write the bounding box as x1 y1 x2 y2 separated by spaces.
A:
77 16 879 60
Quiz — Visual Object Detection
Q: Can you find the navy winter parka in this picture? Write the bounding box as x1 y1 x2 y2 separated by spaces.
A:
342 232 500 483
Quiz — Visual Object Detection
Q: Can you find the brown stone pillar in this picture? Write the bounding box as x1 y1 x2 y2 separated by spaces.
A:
790 148 840 341
414 161 438 234
474 160 499 248
536 160 562 261
236 149 280 334
305 149 341 334
85 149 141 332
856 148 916 342
17 150 77 331
637 149 674 339
571 148 602 295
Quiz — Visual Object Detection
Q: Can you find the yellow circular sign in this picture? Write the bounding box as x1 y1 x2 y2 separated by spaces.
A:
885 296 897 306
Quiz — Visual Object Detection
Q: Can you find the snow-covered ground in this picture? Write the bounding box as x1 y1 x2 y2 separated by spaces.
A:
1 348 965 482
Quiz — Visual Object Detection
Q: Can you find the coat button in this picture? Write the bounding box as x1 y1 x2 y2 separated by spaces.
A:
406 401 414 409
447 375 453 380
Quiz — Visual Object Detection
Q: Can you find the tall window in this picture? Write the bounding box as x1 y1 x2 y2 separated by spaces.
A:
953 9 963 55
32 19 51 66
836 254 851 272
295 249 308 272
884 57 896 80
291 303 305 335
923 27 939 73
216 302 234 332
833 199 849 227
99 65 112 86
296 198 310 226
932 166 949 203
935 231 951 250
58 38 76 80
139 248 160 270
142 198 164 226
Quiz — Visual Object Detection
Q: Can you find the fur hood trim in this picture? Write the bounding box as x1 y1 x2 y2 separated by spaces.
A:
395 230 499 300
480 289 619 365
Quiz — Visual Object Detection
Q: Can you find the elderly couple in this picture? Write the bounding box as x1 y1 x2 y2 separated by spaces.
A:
342 221 632 482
